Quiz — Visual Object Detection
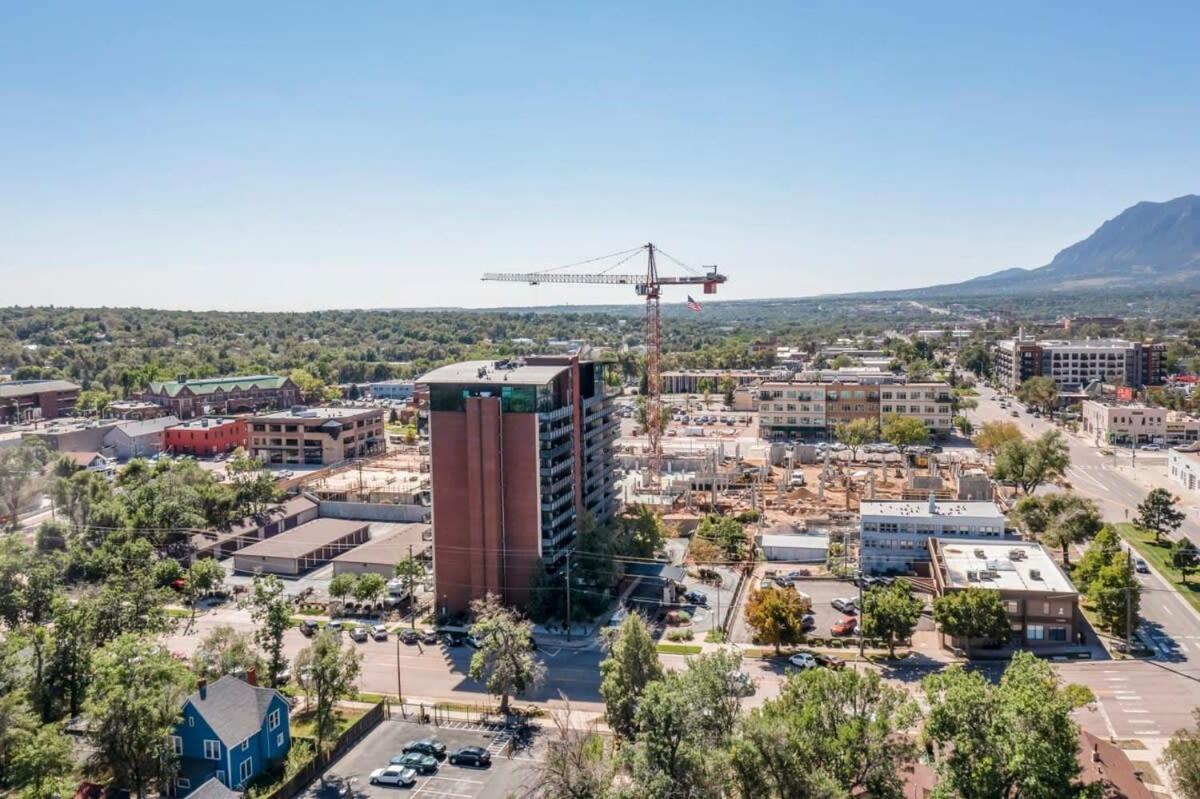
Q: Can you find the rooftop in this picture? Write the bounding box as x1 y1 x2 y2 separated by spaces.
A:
331 523 431 566
167 416 243 430
234 518 367 559
935 539 1076 594
0 379 80 398
146 374 290 398
184 674 283 746
418 359 570 386
861 499 1006 520
115 415 181 438
253 406 380 421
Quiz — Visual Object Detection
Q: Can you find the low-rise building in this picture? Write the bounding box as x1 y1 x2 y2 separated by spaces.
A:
191 495 319 560
103 415 180 460
1079 400 1200 446
164 417 248 457
106 400 168 421
860 497 1014 574
366 380 416 401
139 375 301 420
0 380 80 423
757 382 827 439
248 407 385 465
928 538 1081 649
879 382 955 437
232 518 370 575
661 369 765 395
1170 447 1200 495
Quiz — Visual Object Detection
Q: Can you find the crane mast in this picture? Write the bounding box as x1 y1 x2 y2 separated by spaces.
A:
482 243 727 491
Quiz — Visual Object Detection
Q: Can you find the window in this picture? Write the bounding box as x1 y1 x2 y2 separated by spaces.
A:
176 778 191 790
169 735 182 755
277 733 285 748
1048 627 1067 642
188 716 194 728
269 709 280 730
1027 624 1045 641
204 739 221 760
242 739 250 752
239 759 252 783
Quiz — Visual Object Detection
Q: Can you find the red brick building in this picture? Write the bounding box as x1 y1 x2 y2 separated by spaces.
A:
0 380 80 424
163 417 248 457
419 356 618 615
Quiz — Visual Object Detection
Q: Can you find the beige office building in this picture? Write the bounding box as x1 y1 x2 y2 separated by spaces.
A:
880 382 955 436
248 407 385 465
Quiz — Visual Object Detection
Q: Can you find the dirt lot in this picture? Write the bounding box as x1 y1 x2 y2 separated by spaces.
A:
304 717 542 799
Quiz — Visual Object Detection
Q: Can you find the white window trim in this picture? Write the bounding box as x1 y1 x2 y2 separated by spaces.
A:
204 739 221 760
169 735 183 755
176 778 191 790
269 709 280 730
239 758 252 783
277 733 284 748
241 738 250 752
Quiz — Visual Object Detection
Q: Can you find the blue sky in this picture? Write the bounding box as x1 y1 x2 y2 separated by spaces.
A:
2 2 1198 311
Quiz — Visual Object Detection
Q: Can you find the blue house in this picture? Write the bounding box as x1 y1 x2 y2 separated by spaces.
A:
169 674 292 795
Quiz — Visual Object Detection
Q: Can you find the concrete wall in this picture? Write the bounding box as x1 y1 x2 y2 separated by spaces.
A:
317 500 429 523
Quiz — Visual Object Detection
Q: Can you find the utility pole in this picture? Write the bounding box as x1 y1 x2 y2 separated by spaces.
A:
564 554 572 642
408 544 416 630
715 575 722 639
857 567 866 658
395 634 403 703
1125 551 1133 654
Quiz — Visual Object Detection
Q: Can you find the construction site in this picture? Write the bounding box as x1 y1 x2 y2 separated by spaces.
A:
299 447 430 505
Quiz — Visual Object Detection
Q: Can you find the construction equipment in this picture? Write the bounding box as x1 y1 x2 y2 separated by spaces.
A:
483 243 727 488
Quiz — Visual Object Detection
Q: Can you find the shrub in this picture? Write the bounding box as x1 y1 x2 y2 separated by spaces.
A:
665 610 692 626
666 629 695 642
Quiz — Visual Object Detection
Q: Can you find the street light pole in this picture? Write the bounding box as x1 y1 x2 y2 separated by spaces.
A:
395 633 403 702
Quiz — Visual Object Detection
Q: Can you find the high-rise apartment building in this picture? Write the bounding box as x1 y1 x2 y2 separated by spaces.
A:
994 337 1166 393
419 356 618 614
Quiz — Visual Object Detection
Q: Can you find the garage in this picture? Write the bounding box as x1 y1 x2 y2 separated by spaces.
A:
232 518 370 575
757 533 830 563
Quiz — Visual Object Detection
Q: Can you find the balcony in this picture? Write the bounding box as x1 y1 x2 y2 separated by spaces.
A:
539 420 574 442
540 440 573 461
541 489 575 514
541 471 574 496
542 506 577 532
540 457 574 479
539 405 573 423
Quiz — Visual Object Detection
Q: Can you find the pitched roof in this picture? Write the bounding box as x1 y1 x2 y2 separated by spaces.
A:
186 778 239 799
185 675 284 746
63 451 107 468
112 416 181 438
147 375 290 398
0 379 80 398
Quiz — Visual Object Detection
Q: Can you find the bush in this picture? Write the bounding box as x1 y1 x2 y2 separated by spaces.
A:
808 636 825 647
666 629 695 642
665 610 692 626
828 639 844 648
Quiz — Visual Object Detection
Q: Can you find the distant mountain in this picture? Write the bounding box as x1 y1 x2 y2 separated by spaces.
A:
899 194 1200 297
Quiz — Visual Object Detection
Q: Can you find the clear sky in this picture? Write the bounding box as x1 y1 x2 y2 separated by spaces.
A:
2 2 1198 311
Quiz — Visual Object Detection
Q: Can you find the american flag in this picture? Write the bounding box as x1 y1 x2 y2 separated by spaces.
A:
686 295 702 312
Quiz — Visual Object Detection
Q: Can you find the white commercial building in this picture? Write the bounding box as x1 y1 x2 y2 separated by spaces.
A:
859 497 1014 574
757 533 830 563
1081 401 1200 446
879 382 955 437
1170 448 1200 495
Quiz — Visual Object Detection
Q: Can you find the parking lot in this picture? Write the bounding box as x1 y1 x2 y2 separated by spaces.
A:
786 576 861 638
306 717 542 799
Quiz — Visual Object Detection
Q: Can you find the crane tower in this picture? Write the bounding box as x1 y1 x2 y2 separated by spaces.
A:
483 243 727 489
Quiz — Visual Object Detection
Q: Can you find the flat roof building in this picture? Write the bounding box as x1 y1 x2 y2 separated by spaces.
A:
248 407 385 466
0 380 80 424
192 495 319 560
419 355 618 613
995 337 1165 393
928 538 1081 650
331 523 431 577
232 518 369 575
1170 447 1200 496
164 417 248 457
860 497 1014 574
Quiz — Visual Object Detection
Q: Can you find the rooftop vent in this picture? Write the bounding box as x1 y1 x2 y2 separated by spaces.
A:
1029 569 1043 581
1009 549 1027 560
974 548 986 559
966 570 980 582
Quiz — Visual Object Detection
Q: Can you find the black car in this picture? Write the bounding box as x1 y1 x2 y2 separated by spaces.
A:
299 619 319 637
685 590 708 606
442 633 464 647
400 629 420 644
402 738 446 758
448 746 491 767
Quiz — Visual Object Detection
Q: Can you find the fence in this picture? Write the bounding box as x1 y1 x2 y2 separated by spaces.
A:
260 700 387 799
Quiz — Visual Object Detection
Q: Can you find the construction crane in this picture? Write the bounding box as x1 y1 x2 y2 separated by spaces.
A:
483 243 727 489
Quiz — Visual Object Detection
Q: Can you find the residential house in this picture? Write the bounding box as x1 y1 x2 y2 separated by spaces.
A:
170 674 291 796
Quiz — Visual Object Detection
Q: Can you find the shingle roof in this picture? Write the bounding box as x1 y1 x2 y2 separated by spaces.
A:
113 416 181 438
186 675 283 746
186 778 239 799
147 375 289 398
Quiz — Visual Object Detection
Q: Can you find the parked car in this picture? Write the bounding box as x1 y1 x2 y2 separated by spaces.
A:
390 752 438 774
400 629 420 644
448 746 491 767
1134 558 1150 574
348 626 369 643
371 624 389 641
369 766 417 787
1010 410 1020 417
789 652 817 669
420 629 440 645
299 619 319 636
325 620 344 633
814 653 846 670
800 613 816 631
685 590 708 606
788 473 806 488
831 597 857 614
403 739 446 758
1140 443 1162 451
831 616 858 636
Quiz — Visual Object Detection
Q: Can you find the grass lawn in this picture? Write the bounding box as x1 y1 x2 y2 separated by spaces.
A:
165 607 191 618
1114 523 1200 615
656 643 702 655
290 706 366 738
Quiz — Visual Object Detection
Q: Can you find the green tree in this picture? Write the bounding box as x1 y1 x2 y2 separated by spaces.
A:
625 673 721 798
730 667 919 799
932 588 1011 658
467 593 545 714
352 572 387 606
1016 375 1058 414
530 699 615 799
922 652 1082 799
1072 524 1121 593
834 418 878 461
880 413 930 449
1174 538 1200 585
191 624 264 682
991 430 1070 494
958 340 993 378
620 505 667 559
720 376 736 408
744 587 808 655
861 582 923 658
183 557 225 633
293 629 362 754
599 612 663 740
45 599 95 719
1089 554 1140 637
86 634 192 799
1136 487 1186 544
328 572 356 609
9 722 74 799
953 415 974 437
1009 492 1102 567
680 649 748 743
393 557 424 627
1164 709 1200 799
693 513 745 559
971 420 1023 455
0 439 51 531
245 574 292 687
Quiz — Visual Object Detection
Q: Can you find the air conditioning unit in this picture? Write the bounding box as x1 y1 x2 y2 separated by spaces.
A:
1009 549 1026 560
1029 569 1042 580
967 570 980 582
974 548 986 559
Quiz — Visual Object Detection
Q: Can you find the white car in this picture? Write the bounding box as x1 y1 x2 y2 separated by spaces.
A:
369 766 417 787
831 597 857 614
789 652 817 670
